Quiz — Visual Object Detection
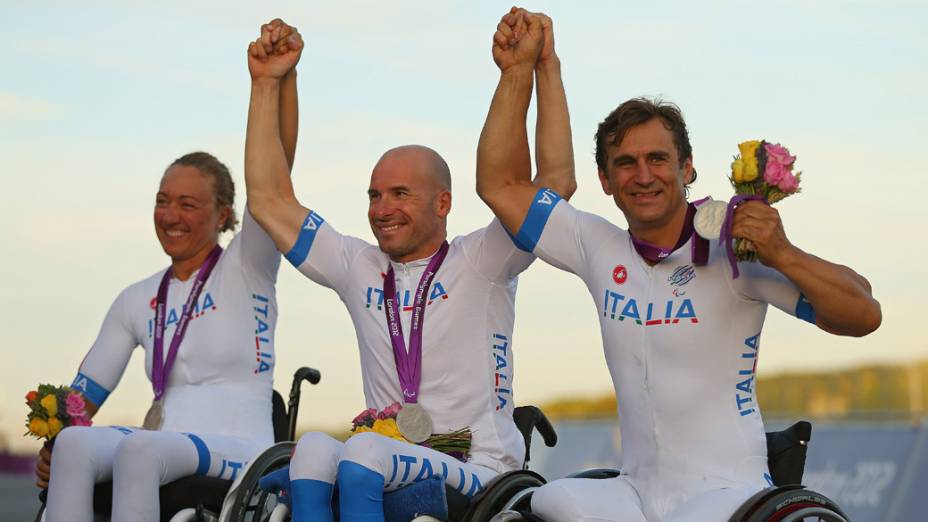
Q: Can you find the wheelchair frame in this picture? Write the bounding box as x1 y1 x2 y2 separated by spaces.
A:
34 367 321 522
488 420 851 522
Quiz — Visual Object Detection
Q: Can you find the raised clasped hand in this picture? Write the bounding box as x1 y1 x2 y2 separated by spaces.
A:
492 6 544 72
248 18 304 81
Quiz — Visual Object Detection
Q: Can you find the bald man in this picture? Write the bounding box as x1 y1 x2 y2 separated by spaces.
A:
243 13 574 522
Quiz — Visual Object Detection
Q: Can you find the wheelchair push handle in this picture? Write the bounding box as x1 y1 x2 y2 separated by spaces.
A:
287 366 322 441
293 367 321 387
513 405 558 468
533 409 558 449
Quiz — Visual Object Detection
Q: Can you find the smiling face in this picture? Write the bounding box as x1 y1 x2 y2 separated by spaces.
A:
598 117 694 238
154 165 230 264
367 146 451 262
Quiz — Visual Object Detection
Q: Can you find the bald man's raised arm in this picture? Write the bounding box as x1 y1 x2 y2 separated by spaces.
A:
245 78 310 255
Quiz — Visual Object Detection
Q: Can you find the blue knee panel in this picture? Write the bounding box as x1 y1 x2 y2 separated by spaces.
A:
291 478 335 522
337 461 385 522
185 433 211 475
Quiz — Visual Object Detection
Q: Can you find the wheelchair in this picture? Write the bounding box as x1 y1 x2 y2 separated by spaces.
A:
489 421 849 522
35 366 322 522
246 404 560 522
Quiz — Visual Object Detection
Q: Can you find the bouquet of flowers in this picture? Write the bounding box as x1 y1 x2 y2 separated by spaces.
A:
24 384 93 441
350 402 406 441
729 140 802 261
350 402 473 462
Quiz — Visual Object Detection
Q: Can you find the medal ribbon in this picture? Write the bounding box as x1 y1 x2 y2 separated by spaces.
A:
630 203 699 264
719 195 767 278
152 245 223 401
691 197 711 266
382 241 450 404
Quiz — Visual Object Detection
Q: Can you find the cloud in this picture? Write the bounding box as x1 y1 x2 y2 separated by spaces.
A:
0 92 65 122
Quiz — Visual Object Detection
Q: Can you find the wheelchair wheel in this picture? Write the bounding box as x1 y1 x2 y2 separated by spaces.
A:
734 486 848 522
462 470 546 522
220 441 294 522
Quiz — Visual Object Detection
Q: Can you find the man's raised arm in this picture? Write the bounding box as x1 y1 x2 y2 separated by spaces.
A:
476 11 546 236
245 21 310 254
530 11 576 202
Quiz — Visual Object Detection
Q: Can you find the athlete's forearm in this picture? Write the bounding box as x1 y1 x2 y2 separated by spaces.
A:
246 80 291 207
533 57 576 200
774 246 881 336
279 70 299 171
477 65 538 234
245 79 309 253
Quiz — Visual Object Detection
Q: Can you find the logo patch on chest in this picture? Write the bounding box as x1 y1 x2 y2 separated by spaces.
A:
612 265 628 285
668 264 696 297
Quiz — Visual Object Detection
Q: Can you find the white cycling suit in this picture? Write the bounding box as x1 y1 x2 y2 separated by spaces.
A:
516 190 817 522
285 212 532 488
48 210 280 522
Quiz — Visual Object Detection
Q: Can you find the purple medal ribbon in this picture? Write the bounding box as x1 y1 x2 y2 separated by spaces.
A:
152 245 223 401
630 203 699 264
691 197 711 266
719 194 767 278
382 241 450 404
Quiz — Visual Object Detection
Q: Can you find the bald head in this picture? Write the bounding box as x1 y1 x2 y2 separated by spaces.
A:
377 145 452 192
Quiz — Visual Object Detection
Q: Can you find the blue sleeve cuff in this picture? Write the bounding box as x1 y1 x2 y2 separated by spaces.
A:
71 372 110 407
285 211 325 268
511 188 562 252
795 294 816 324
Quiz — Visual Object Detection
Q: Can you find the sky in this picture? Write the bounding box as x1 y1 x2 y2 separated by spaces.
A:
1 1 926 453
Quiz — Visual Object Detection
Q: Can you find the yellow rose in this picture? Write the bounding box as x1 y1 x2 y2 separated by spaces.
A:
351 426 373 436
48 417 63 438
738 140 761 160
731 158 744 183
372 419 406 441
742 159 759 182
40 394 58 417
29 418 49 438
737 141 761 183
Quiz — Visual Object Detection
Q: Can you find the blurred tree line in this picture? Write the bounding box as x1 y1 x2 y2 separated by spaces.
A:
541 359 928 422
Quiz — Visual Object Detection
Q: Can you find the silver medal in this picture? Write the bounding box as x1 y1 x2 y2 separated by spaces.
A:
694 200 728 240
142 399 164 430
396 402 433 443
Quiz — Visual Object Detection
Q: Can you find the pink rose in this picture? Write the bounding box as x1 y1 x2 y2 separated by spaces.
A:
379 402 402 419
777 171 800 193
764 142 796 168
763 142 796 187
352 408 377 427
66 393 86 417
764 160 788 186
70 415 93 427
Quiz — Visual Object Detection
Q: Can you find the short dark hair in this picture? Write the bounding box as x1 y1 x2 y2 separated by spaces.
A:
167 151 238 232
594 97 697 185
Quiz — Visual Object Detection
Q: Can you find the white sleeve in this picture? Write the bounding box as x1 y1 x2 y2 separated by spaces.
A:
731 261 817 324
70 287 139 407
457 219 535 284
223 207 281 284
283 210 371 293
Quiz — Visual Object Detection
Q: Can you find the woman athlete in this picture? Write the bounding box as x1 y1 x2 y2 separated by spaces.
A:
35 20 302 522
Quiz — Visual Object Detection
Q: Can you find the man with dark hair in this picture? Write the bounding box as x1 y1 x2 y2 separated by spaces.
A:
594 98 697 188
477 10 881 521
